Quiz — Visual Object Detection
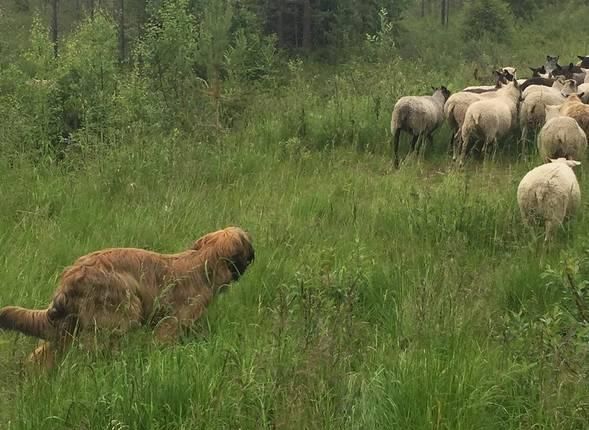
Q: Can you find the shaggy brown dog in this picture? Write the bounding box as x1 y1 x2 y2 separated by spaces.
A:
0 226 254 367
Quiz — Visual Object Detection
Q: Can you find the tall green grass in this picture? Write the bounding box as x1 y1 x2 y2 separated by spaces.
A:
2 122 589 428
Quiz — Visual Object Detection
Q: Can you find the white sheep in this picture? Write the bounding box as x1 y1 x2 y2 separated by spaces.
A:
537 105 587 161
517 158 581 242
577 83 589 103
519 79 577 145
558 92 589 139
444 87 506 160
522 76 575 99
459 80 521 164
391 86 451 168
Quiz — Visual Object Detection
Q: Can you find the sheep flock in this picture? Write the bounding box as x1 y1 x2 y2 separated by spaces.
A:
391 54 589 241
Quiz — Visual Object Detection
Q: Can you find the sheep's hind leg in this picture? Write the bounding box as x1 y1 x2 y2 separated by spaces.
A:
491 138 499 162
419 133 434 162
392 128 402 169
520 126 528 160
459 135 471 166
452 131 462 162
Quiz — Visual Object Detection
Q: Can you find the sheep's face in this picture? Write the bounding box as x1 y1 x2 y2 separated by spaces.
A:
493 70 510 85
578 56 589 68
501 67 516 80
564 92 583 103
529 66 547 78
439 86 451 101
545 55 559 69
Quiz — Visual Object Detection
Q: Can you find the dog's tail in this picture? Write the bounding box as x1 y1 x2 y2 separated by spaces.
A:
0 306 52 339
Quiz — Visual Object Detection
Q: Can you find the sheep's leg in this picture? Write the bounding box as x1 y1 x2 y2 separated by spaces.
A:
392 128 402 168
520 126 528 159
410 134 419 152
459 135 471 166
421 133 434 161
448 130 455 156
403 134 419 165
491 138 499 161
452 131 462 162
481 138 490 162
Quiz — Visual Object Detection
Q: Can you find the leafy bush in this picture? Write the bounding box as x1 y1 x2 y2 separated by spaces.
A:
462 0 514 43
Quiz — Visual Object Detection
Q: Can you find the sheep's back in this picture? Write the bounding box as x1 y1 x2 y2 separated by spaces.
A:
561 103 589 136
392 96 443 134
538 117 587 160
463 97 512 138
444 92 480 129
520 91 564 127
517 164 580 222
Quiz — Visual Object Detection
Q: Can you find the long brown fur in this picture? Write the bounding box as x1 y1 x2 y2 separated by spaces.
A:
0 226 254 368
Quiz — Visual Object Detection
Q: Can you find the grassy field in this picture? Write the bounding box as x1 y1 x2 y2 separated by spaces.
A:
2 118 589 429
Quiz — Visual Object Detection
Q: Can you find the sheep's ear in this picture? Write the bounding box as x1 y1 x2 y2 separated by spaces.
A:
579 56 586 61
529 67 536 72
431 86 436 91
567 160 581 167
578 92 585 99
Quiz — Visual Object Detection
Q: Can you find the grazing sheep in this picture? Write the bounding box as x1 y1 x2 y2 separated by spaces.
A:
537 105 587 162
522 77 576 99
391 86 451 168
445 92 484 160
519 79 577 145
520 77 556 93
558 92 589 137
460 80 521 164
517 158 581 242
445 84 507 160
552 63 584 80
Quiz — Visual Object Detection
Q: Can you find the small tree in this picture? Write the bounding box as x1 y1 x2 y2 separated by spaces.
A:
461 0 513 43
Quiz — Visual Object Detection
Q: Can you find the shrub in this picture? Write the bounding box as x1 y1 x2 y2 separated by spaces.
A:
461 0 514 43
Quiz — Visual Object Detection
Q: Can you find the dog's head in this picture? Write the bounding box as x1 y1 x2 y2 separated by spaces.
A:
192 226 255 289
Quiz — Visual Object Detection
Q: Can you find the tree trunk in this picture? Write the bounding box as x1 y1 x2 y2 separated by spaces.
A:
440 0 449 28
421 0 426 17
89 0 94 20
118 0 126 62
51 0 58 58
302 0 312 52
445 0 450 27
277 0 285 47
